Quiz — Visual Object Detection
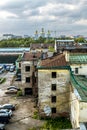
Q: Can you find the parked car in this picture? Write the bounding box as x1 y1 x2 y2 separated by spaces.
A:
0 104 15 111
15 77 21 81
0 109 12 118
0 66 4 74
7 86 20 91
10 65 15 72
0 123 5 130
17 73 21 78
5 89 18 94
5 66 10 71
0 116 9 124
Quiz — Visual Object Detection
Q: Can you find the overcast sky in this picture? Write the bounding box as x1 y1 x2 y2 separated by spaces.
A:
0 0 87 37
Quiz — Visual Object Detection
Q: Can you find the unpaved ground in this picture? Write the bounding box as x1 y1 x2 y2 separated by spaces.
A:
5 97 44 130
0 72 44 130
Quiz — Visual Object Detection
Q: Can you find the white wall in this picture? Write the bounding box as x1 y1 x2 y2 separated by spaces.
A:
70 91 80 128
79 102 87 122
71 64 87 75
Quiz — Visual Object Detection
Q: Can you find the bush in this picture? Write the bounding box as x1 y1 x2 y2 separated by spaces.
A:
32 110 39 119
41 117 72 129
17 90 23 97
0 78 6 84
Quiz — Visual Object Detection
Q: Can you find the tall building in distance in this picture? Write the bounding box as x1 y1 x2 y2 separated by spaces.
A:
47 30 51 38
34 30 39 40
34 28 51 39
40 28 45 38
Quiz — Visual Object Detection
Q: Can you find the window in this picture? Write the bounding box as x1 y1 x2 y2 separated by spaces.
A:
52 72 56 78
35 77 37 83
51 107 56 114
25 66 30 72
51 84 56 91
26 77 30 83
75 68 78 74
51 96 56 103
19 62 21 68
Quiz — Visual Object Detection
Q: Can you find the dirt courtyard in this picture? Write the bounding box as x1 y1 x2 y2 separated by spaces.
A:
5 96 44 130
0 72 44 130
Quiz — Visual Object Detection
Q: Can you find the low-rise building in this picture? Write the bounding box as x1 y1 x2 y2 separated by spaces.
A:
30 43 54 52
61 46 87 76
37 54 71 117
21 52 42 96
70 74 87 129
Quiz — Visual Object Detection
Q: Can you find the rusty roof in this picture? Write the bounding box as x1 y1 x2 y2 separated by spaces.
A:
22 52 42 61
30 43 54 50
39 54 67 67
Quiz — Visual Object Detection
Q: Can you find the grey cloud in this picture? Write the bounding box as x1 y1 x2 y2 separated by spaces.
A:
0 0 87 36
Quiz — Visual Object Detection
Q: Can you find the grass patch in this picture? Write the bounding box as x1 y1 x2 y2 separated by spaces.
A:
0 78 6 84
42 117 72 129
29 117 72 130
32 110 39 119
17 90 23 97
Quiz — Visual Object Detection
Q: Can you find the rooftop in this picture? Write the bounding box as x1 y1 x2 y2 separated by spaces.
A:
0 48 30 53
71 74 87 101
69 53 87 64
22 52 42 61
38 53 67 68
30 43 54 50
56 39 74 42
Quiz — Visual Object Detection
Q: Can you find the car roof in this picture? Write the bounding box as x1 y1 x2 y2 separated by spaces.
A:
2 104 13 106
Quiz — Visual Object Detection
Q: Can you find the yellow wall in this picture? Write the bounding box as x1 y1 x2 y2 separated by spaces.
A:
38 69 70 116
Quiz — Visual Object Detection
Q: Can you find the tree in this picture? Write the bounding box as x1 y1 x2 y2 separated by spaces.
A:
75 37 85 43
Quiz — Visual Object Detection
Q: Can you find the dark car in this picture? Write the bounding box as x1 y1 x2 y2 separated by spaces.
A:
0 104 15 111
15 77 21 81
0 123 5 130
0 115 9 124
7 86 20 91
0 109 12 118
17 73 21 78
5 89 18 94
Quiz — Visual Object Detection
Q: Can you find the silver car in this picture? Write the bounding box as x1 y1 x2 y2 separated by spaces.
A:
0 109 12 118
0 123 5 130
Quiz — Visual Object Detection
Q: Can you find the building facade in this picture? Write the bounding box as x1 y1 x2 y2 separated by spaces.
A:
21 52 41 96
37 54 71 117
70 74 87 129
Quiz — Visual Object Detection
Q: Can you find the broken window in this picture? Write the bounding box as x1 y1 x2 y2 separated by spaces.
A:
51 107 56 113
19 62 21 67
52 72 56 78
26 77 30 83
51 84 56 91
75 68 78 74
51 96 56 103
25 66 30 72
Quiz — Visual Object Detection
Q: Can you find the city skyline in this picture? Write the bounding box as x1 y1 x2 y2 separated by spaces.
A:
0 0 87 36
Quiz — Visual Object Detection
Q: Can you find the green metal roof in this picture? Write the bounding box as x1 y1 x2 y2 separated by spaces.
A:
69 54 87 64
71 73 87 102
37 66 71 70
